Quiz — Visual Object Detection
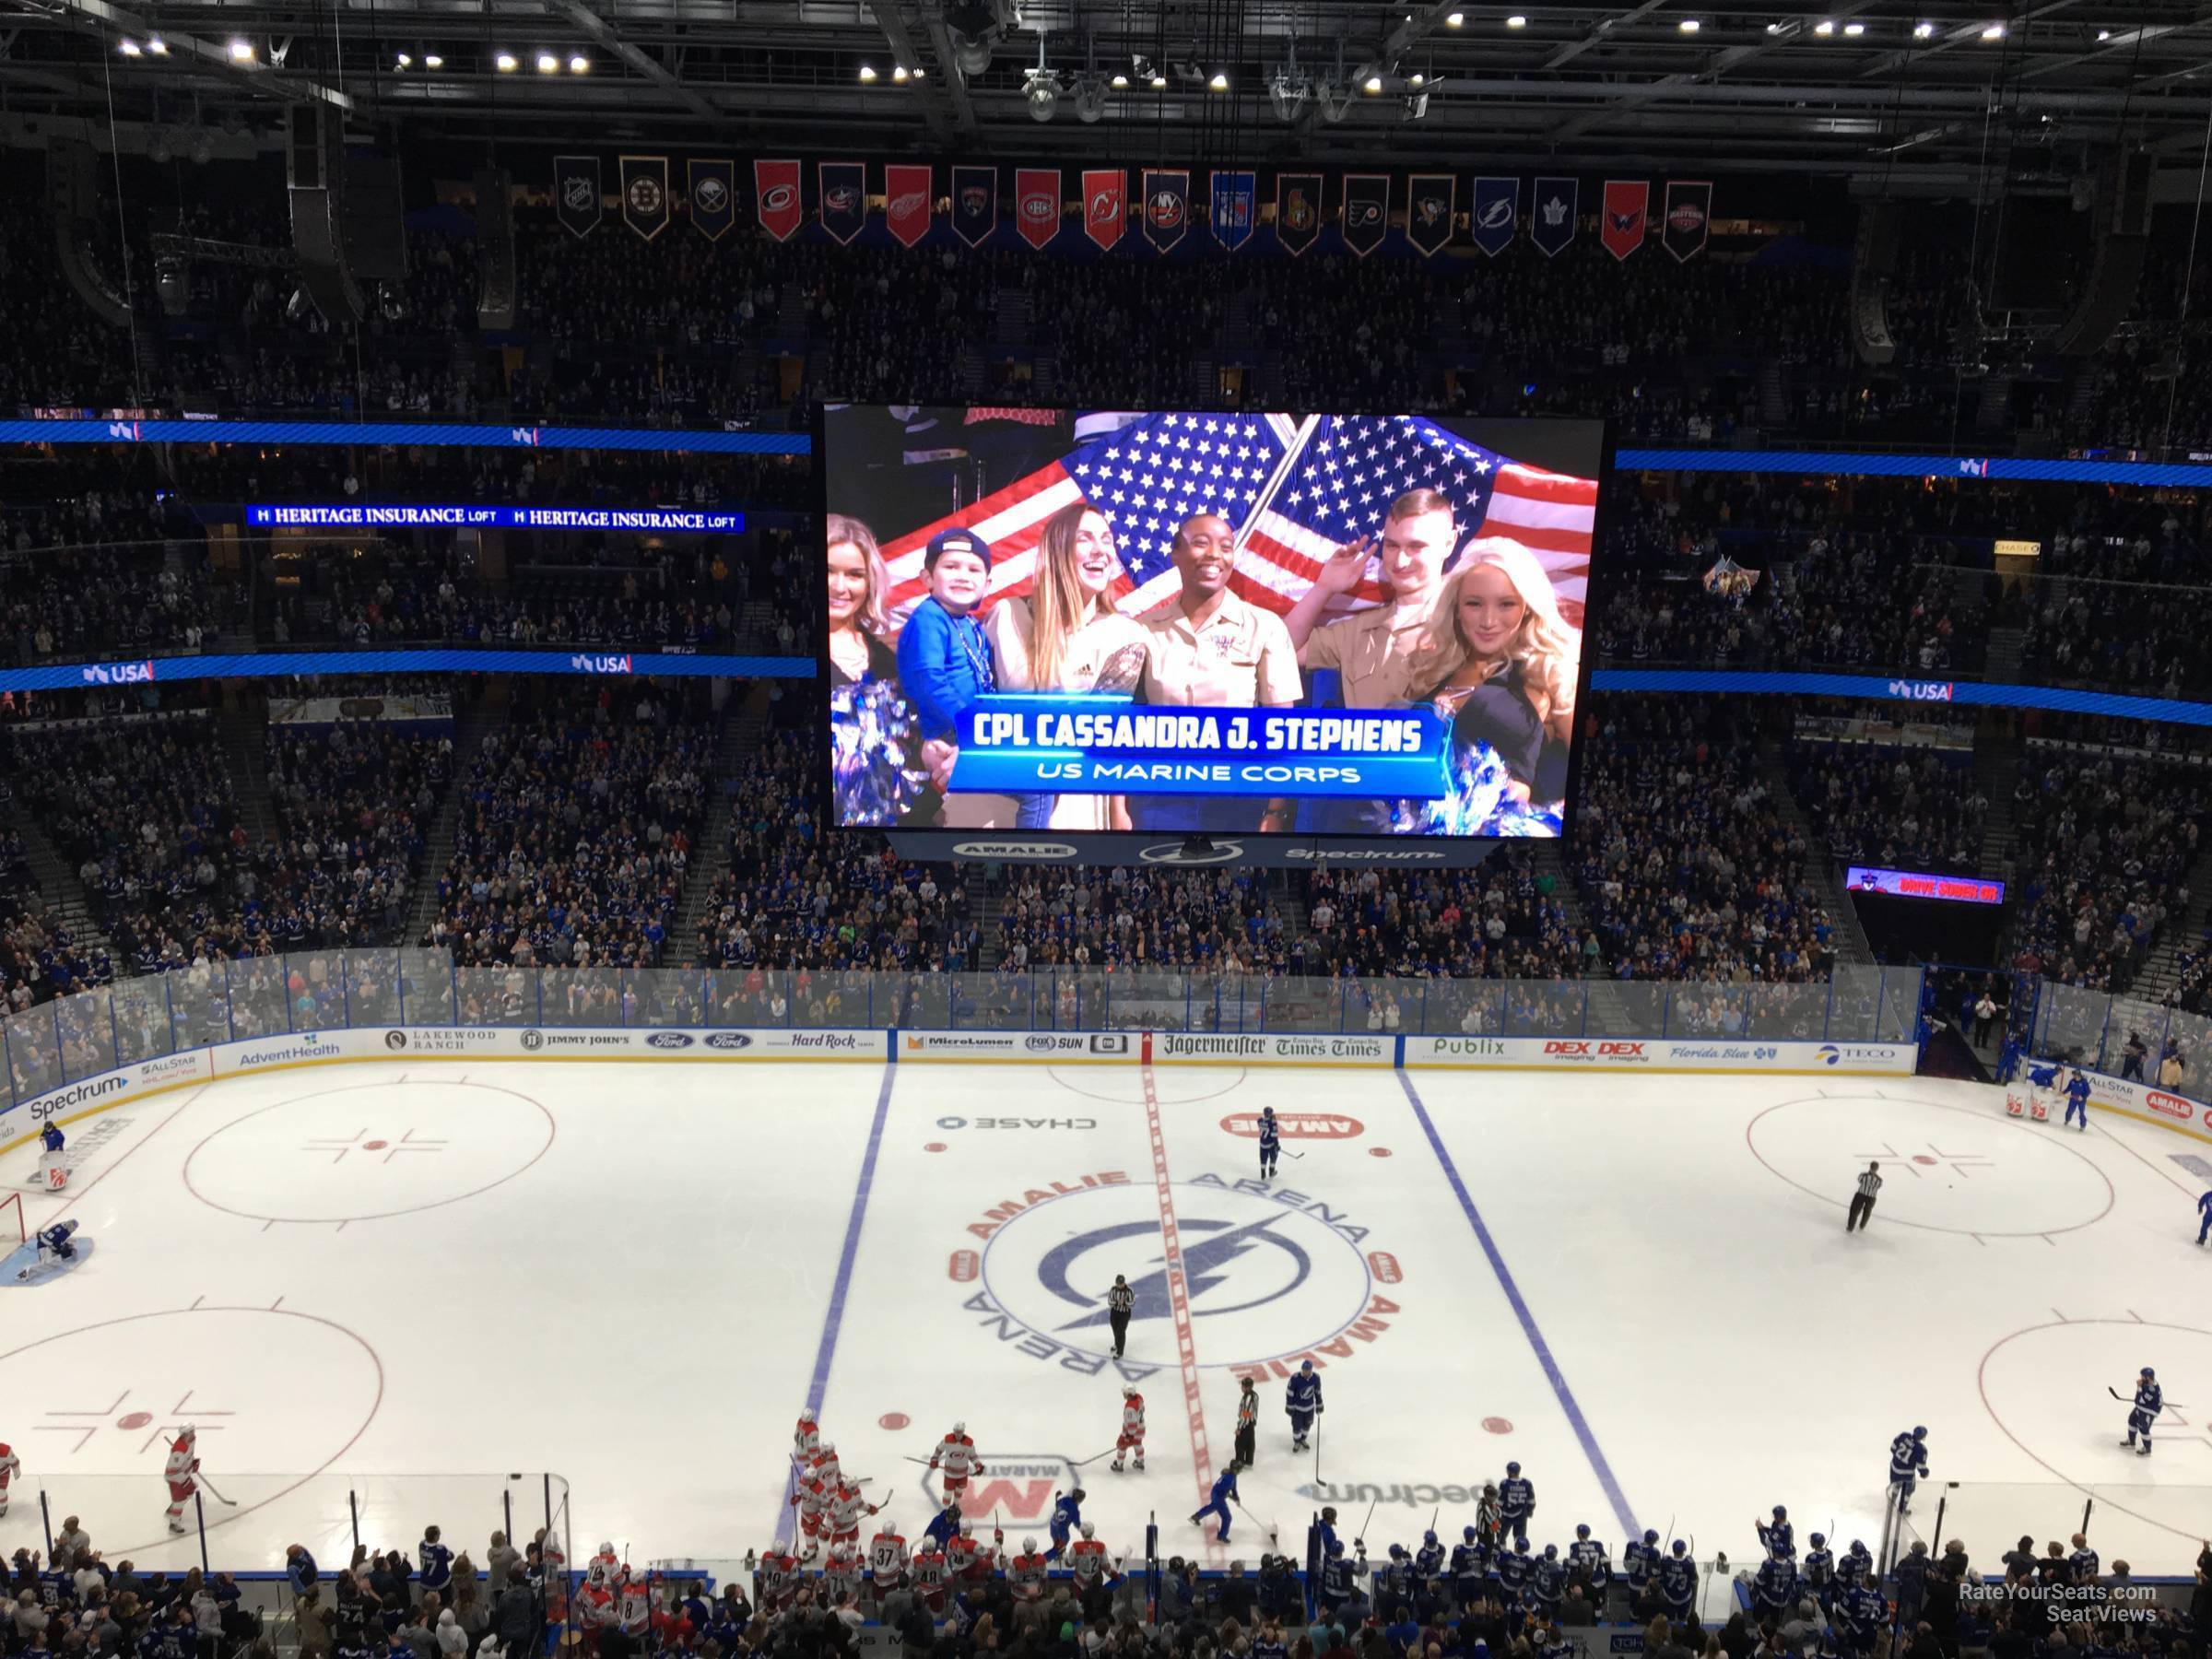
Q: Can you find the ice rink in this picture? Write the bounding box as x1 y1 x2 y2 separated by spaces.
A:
6 1057 2212 1582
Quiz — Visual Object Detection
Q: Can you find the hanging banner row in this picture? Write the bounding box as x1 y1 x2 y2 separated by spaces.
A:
552 157 1714 262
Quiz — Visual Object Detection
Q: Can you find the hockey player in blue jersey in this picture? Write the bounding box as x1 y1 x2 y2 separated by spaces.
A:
1450 1527 1488 1608
1190 1465 1239 1542
1498 1462 1535 1548
1655 1542 1696 1624
1496 1538 1534 1602
1751 1553 1794 1618
1836 1582 1888 1659
2197 1190 2212 1245
2123 1367 2162 1456
1835 1540 1873 1592
1044 1488 1084 1560
2062 1066 2091 1129
1623 1530 1661 1601
923 1501 963 1551
1888 1427 1929 1512
1371 1544 1412 1608
1755 1504 1794 1560
1568 1524 1610 1598
1802 1534 1835 1608
1529 1546 1566 1617
1285 1361 1323 1451
18 1219 79 1280
1258 1108 1281 1180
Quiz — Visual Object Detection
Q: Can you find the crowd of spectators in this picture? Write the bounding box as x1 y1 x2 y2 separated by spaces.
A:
2007 744 2203 993
424 681 709 974
1787 739 1988 874
1570 700 1836 985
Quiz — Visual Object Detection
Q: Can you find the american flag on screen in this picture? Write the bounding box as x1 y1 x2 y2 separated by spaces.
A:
877 410 1594 633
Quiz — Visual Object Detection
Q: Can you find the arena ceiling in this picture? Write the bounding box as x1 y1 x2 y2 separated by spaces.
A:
2 0 2210 182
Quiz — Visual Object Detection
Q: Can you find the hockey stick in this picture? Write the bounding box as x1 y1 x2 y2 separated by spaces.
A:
1359 1498 1377 1548
2108 1386 2187 1409
195 1472 240 1508
1073 1446 1124 1467
1231 1499 1279 1547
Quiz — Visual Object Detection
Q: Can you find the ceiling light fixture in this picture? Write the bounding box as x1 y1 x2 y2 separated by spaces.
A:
1678 18 1700 30
1505 13 1526 24
535 51 559 71
119 38 141 54
1110 69 1128 86
1912 19 1934 33
1980 21 2004 38
229 37 254 59
1149 69 1167 87
1843 21 1864 33
423 53 442 66
892 63 910 80
496 51 518 69
1362 72 1383 90
569 53 589 70
1209 69 1229 88
859 63 877 79
2096 27 2111 38
394 50 411 65
1813 19 1834 34
1445 8 1464 21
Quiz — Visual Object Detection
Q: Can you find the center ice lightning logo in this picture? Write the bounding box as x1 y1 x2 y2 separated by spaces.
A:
950 1171 1405 1375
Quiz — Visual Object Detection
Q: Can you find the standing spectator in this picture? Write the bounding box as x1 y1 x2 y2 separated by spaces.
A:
418 1529 453 1604
2123 1031 2148 1082
485 1535 520 1600
2160 1044 2188 1091
1973 992 1996 1046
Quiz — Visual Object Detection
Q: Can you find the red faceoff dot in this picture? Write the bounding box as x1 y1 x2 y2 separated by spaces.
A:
1482 1418 1513 1434
878 1413 911 1430
118 1412 153 1430
1369 1147 1393 1158
363 1140 389 1151
924 1143 947 1153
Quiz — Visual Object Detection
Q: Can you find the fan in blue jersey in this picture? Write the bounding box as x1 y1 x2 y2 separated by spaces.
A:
1258 1109 1282 1180
1190 1465 1239 1542
1498 1463 1535 1549
1286 1361 1323 1451
1888 1427 1929 1512
2066 1534 2099 1585
2063 1066 2091 1130
2123 1367 2162 1456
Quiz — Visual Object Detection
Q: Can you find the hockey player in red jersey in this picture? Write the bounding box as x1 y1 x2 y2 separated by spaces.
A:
928 1422 984 1502
790 1466 832 1559
946 1523 979 1580
163 1427 199 1534
823 1541 864 1605
830 1478 877 1550
757 1540 800 1610
1067 1524 1113 1595
909 1535 949 1613
1009 1537 1048 1601
811 1440 843 1491
1111 1386 1147 1473
0 1441 18 1519
867 1519 910 1589
794 1413 821 1465
575 1562 618 1647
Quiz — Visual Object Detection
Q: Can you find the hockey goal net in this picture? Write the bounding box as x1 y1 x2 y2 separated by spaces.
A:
0 1192 22 1248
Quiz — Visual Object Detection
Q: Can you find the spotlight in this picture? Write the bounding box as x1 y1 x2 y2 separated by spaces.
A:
286 286 311 321
496 52 518 70
1813 19 1834 34
2097 27 2111 38
155 257 188 315
892 64 910 80
424 53 443 65
1409 70 1425 84
1505 13 1526 23
1148 69 1167 87
1678 18 1700 30
1980 22 2004 39
394 51 411 66
1362 72 1383 91
570 53 589 70
1110 70 1128 87
1074 73 1107 119
228 37 254 60
1209 69 1229 88
1912 19 1934 34
119 38 142 54
1025 70 1058 120
859 64 878 80
1445 8 1464 22
147 35 166 52
535 52 559 72
952 32 995 75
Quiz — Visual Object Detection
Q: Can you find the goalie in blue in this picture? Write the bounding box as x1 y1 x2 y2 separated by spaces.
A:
10 1218 90 1284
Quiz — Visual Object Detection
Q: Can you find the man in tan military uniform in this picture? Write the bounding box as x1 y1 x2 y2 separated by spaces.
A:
1137 512 1302 831
1283 487 1460 707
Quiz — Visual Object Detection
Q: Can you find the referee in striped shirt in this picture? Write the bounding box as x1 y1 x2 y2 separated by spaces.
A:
1108 1275 1135 1358
1848 1161 1883 1232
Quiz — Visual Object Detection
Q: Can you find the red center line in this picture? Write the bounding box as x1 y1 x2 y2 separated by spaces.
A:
1138 1063 1222 1567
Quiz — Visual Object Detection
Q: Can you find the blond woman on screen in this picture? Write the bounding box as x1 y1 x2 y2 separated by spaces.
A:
826 513 900 688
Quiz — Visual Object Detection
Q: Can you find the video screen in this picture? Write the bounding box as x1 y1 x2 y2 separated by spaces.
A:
821 406 1603 838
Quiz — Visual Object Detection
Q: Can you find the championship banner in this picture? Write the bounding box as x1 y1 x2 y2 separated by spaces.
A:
618 156 670 241
1531 176 1577 258
1014 168 1059 249
1141 169 1190 253
1276 172 1323 255
1210 170 1255 251
554 155 602 239
753 159 803 242
818 161 866 246
1082 169 1125 251
1406 173 1455 256
1602 179 1649 261
1471 176 1518 257
1663 179 1712 263
687 159 735 241
1342 173 1389 257
886 164 933 248
952 165 997 247
951 697 1453 800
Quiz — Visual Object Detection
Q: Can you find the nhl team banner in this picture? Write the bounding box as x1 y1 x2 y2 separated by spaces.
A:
754 159 803 243
1602 179 1649 261
951 697 1453 800
886 164 933 249
1406 173 1455 257
1471 176 1518 257
1211 171 1255 251
1276 172 1322 255
687 159 735 241
1015 168 1059 249
1083 169 1126 252
819 161 867 246
953 165 998 247
1142 169 1190 253
618 155 670 241
1531 176 1577 258
554 156 603 239
1664 180 1712 263
1342 173 1389 258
